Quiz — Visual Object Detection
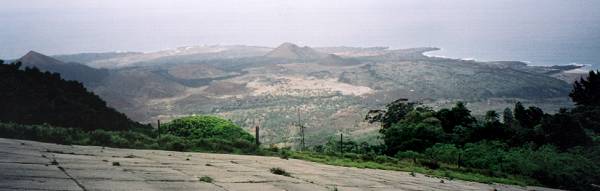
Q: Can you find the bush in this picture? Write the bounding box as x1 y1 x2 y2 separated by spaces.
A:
159 134 188 151
395 150 422 164
461 141 507 170
360 152 377 161
162 115 253 142
312 145 324 153
199 176 213 183
343 153 361 160
89 130 113 146
270 167 291 177
279 148 291 160
418 159 440 169
424 143 459 165
374 155 394 163
502 145 600 190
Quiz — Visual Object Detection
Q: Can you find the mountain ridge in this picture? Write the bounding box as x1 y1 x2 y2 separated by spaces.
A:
19 50 109 87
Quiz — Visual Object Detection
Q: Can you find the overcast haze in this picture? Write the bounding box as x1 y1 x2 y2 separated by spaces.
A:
1 0 599 67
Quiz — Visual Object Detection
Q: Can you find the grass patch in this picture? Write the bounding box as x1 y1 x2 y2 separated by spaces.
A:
289 151 535 187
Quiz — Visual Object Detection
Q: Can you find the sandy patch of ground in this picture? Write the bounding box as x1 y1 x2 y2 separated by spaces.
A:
247 76 374 97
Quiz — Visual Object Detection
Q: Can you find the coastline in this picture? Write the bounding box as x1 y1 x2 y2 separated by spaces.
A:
421 48 592 73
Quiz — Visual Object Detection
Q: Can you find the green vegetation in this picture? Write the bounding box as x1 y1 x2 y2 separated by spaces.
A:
158 115 257 153
161 115 254 143
269 167 291 177
287 150 534 186
301 70 600 191
0 115 258 154
0 122 155 148
198 176 213 183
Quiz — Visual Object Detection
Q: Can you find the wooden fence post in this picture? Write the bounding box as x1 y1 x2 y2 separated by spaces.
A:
157 120 161 139
255 125 260 146
340 133 343 155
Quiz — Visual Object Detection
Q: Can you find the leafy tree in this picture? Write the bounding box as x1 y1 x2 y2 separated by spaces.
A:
509 102 545 145
484 110 499 123
570 106 600 133
568 70 600 134
365 98 417 129
436 102 476 133
380 108 444 154
513 103 541 126
503 107 514 128
539 110 591 150
513 102 528 128
569 70 600 106
467 110 509 142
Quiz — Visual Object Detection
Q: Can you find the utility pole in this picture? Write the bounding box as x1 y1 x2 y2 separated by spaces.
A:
157 120 161 138
255 124 260 146
297 107 305 151
157 119 161 146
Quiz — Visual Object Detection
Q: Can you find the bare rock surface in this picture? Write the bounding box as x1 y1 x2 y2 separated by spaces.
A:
0 138 562 191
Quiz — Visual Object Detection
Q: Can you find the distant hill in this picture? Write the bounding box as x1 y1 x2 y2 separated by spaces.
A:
53 51 142 65
0 60 146 131
43 43 578 145
19 51 109 87
265 42 327 61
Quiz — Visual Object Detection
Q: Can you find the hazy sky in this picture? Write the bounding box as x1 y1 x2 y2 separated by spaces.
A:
1 0 600 66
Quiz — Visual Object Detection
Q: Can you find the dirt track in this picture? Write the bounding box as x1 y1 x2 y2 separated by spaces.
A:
0 138 560 191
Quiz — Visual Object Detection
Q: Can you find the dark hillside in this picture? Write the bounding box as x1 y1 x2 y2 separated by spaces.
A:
0 60 145 131
19 51 109 87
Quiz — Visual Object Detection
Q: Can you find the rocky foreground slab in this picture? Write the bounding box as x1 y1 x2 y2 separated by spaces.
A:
0 138 560 191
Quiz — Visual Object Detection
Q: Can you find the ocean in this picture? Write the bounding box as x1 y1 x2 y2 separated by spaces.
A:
422 41 600 70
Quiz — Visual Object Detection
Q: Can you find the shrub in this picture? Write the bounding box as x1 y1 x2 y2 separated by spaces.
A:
343 153 361 160
268 145 280 153
159 134 188 151
199 176 213 183
395 150 422 164
461 141 507 170
110 134 130 148
279 149 291 160
89 130 113 146
312 145 324 153
162 115 253 142
424 143 459 165
232 139 257 153
374 155 394 163
360 152 376 161
270 167 291 177
418 159 440 169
